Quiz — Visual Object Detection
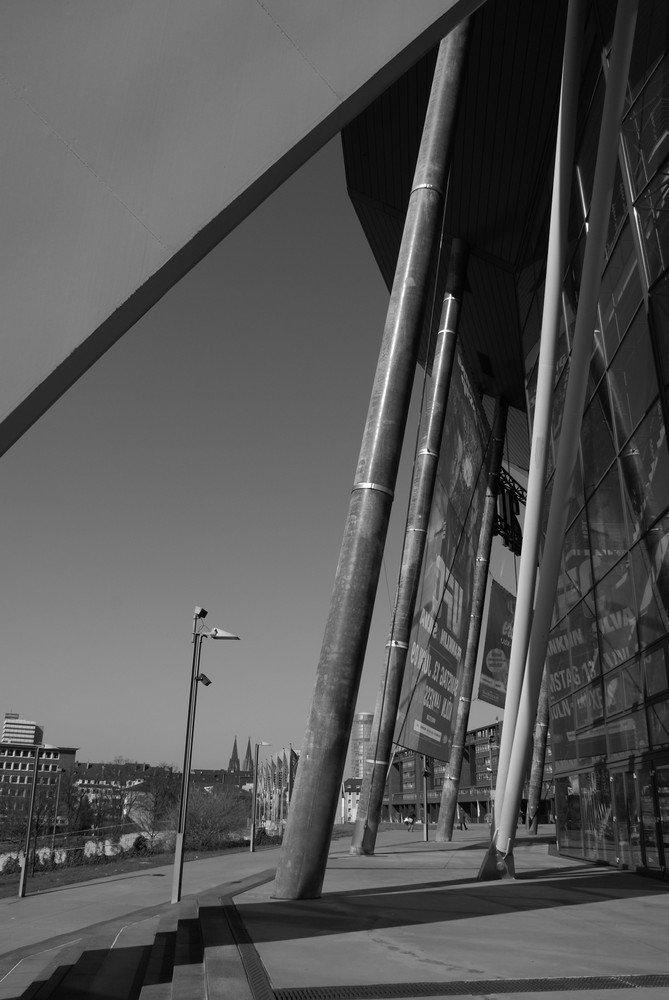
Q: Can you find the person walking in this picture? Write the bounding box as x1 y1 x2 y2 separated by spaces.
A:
458 805 468 831
404 809 416 833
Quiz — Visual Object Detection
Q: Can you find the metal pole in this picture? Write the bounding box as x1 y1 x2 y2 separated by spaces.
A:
492 0 586 836
18 745 40 898
350 238 470 857
50 767 64 855
422 756 429 842
485 0 639 879
436 397 508 841
274 20 472 900
171 617 204 904
250 742 260 853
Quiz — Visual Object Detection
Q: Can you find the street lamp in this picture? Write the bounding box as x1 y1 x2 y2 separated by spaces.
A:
250 741 271 853
171 606 239 904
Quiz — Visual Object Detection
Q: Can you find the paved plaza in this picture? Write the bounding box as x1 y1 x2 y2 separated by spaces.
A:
1 826 668 999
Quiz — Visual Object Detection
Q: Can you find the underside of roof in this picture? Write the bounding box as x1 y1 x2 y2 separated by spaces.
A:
343 0 572 468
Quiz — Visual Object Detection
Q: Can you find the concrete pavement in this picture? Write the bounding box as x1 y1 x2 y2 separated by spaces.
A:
1 825 668 999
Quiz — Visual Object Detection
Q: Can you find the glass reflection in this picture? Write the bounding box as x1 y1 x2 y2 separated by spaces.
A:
595 556 639 672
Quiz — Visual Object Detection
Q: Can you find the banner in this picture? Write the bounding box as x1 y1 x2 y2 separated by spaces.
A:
394 347 489 761
478 580 515 708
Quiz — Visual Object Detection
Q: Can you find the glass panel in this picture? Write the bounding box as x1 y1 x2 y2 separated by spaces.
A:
656 764 669 868
556 774 583 852
649 270 669 389
587 464 631 582
604 660 643 716
606 707 649 759
612 772 631 867
629 539 669 650
623 401 669 538
627 3 669 104
582 766 616 863
622 50 669 195
557 510 592 617
648 699 669 748
598 224 642 363
550 696 578 765
548 597 600 698
608 310 659 437
625 771 644 868
581 393 617 498
644 645 669 696
595 556 640 671
635 167 669 285
638 766 662 868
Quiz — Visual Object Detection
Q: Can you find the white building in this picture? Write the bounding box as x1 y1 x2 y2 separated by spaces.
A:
349 712 374 779
2 713 44 746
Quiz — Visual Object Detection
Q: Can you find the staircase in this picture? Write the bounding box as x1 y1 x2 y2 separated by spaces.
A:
0 876 274 1000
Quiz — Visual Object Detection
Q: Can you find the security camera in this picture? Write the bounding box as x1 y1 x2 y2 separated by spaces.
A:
194 606 208 619
197 673 212 687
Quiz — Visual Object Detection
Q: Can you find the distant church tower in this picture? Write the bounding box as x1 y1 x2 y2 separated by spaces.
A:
228 735 254 786
228 736 240 777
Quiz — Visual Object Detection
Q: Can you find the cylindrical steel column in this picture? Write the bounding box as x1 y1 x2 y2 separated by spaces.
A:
489 0 639 876
436 395 508 842
350 239 470 857
274 21 473 899
492 0 586 837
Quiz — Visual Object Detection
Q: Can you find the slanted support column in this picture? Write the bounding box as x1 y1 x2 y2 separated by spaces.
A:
488 0 587 847
526 665 550 834
273 20 473 899
436 395 508 842
350 238 470 857
482 0 639 881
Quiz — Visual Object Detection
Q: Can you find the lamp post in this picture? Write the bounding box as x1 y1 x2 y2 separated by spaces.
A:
250 741 271 852
50 767 65 855
18 745 41 898
171 606 239 904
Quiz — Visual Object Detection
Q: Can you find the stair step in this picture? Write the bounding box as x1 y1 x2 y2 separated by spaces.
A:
199 902 256 1000
1 930 117 1000
137 907 184 1000
170 903 206 1000
83 915 161 1000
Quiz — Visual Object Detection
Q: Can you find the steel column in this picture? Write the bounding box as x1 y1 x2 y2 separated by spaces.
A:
436 395 508 841
350 239 470 857
491 0 586 841
486 0 639 878
274 20 472 899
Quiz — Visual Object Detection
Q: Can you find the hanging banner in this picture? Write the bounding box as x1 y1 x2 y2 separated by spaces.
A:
477 580 515 708
394 347 489 761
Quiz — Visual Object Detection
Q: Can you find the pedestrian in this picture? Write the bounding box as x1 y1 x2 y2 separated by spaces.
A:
458 805 468 831
404 809 416 833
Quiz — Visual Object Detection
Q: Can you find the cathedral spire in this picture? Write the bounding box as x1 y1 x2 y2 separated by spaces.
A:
228 735 240 773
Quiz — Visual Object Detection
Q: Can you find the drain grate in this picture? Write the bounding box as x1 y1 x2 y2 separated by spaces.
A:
274 973 669 998
222 896 276 1000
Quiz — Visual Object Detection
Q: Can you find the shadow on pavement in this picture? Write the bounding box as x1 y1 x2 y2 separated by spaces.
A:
236 868 669 944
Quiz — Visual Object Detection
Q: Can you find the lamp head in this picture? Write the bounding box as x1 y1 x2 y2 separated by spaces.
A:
205 626 240 640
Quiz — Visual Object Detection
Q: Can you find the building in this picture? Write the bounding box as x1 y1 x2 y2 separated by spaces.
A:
0 741 77 826
342 778 363 823
334 0 669 878
2 713 44 746
349 712 374 779
380 722 552 826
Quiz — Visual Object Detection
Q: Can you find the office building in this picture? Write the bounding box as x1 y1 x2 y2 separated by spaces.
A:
2 713 44 746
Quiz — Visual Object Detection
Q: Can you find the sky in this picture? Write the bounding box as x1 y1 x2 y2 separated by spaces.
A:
1 136 506 772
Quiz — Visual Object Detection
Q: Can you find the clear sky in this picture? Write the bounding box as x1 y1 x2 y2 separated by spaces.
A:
1 136 504 772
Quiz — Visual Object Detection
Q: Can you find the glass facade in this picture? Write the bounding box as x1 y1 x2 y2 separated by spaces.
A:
525 2 669 873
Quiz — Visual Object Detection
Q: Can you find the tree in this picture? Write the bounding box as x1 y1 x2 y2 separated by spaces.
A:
130 765 180 846
177 786 250 851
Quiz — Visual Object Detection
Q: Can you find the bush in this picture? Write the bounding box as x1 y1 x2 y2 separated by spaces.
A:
178 787 249 852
